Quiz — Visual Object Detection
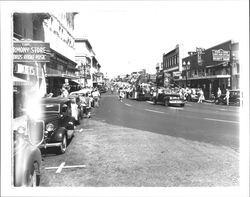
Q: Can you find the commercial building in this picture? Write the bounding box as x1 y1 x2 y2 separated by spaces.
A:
162 44 184 87
42 13 80 95
176 40 239 99
75 38 102 87
13 13 80 97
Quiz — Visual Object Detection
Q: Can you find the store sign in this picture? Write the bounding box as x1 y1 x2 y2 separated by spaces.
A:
173 71 182 77
212 49 230 61
196 47 205 66
14 63 36 75
13 42 50 62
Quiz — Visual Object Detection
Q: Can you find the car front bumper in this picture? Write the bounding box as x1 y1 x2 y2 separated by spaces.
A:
39 142 62 148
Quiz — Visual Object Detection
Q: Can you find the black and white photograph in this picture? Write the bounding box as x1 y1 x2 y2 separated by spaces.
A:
0 0 249 197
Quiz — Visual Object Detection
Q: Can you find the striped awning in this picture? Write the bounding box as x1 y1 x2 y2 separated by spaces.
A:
13 76 32 86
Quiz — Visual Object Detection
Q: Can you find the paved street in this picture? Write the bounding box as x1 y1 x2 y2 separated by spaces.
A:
40 93 239 187
95 93 240 150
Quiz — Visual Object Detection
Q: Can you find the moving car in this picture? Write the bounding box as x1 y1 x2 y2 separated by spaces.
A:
153 90 185 107
39 97 76 154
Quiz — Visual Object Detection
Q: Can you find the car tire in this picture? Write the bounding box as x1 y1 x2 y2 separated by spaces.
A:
58 134 67 154
27 162 40 187
164 100 169 106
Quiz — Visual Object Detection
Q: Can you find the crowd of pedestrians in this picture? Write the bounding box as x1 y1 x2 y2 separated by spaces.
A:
44 84 103 124
111 82 232 105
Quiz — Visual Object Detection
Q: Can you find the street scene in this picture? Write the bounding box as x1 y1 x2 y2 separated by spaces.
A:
40 91 239 187
1 1 249 197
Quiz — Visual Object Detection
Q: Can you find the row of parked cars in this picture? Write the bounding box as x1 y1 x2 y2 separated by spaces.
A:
148 88 241 107
13 96 78 186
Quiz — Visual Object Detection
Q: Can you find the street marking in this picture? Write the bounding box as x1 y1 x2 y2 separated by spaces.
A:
124 103 132 107
56 162 65 173
145 109 165 114
146 101 154 104
204 118 240 124
219 108 239 112
45 162 86 173
169 107 184 110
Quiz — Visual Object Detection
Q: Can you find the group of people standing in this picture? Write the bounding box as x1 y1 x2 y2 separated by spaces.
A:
59 85 101 125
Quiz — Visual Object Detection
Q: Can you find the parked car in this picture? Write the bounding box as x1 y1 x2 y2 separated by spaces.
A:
39 97 76 154
153 91 185 107
190 88 200 102
215 89 242 106
13 85 43 187
13 115 43 187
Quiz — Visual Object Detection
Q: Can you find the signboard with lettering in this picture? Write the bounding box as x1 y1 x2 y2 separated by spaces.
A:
212 49 230 61
173 71 182 77
13 42 50 62
14 63 36 75
196 47 205 66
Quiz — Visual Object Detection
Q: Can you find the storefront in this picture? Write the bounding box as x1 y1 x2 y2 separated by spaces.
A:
177 40 239 99
13 41 50 97
46 49 80 96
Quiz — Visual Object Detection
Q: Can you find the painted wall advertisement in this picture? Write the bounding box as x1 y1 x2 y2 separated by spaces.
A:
212 49 230 61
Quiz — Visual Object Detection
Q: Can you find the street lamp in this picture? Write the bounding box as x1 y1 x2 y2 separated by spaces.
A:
183 61 190 88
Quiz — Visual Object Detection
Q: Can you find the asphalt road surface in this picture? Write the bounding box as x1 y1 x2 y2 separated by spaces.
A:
94 93 240 150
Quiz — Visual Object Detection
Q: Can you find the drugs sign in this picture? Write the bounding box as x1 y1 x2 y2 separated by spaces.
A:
13 42 50 62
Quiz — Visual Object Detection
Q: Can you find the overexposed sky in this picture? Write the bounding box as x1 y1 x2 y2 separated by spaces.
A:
73 1 248 78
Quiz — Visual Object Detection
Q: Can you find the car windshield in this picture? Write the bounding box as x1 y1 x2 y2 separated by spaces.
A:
41 104 60 112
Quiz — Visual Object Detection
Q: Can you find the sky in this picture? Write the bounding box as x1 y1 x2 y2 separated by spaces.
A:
73 1 249 78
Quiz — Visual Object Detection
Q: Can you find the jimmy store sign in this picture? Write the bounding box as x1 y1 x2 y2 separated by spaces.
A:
13 42 50 75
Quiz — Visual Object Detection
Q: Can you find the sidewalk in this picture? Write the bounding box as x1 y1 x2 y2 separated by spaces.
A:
73 118 239 186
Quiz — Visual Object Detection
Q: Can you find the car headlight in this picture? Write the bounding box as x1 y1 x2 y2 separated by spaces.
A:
16 126 26 134
46 123 54 132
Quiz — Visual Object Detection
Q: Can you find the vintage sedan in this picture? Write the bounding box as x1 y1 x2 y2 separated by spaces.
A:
153 92 185 107
39 97 76 154
13 84 43 187
13 115 43 187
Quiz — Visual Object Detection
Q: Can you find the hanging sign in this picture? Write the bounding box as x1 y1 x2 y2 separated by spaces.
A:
13 42 50 62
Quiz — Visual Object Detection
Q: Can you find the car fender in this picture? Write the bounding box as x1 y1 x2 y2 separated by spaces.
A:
53 127 67 142
14 143 41 186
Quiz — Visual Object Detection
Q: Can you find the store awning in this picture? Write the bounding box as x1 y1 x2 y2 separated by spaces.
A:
174 74 230 81
13 76 32 86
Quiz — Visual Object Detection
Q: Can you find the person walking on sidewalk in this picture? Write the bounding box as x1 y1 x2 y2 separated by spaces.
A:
225 89 230 106
197 88 204 103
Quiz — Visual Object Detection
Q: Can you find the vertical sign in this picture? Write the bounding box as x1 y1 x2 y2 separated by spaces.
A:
196 47 205 66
